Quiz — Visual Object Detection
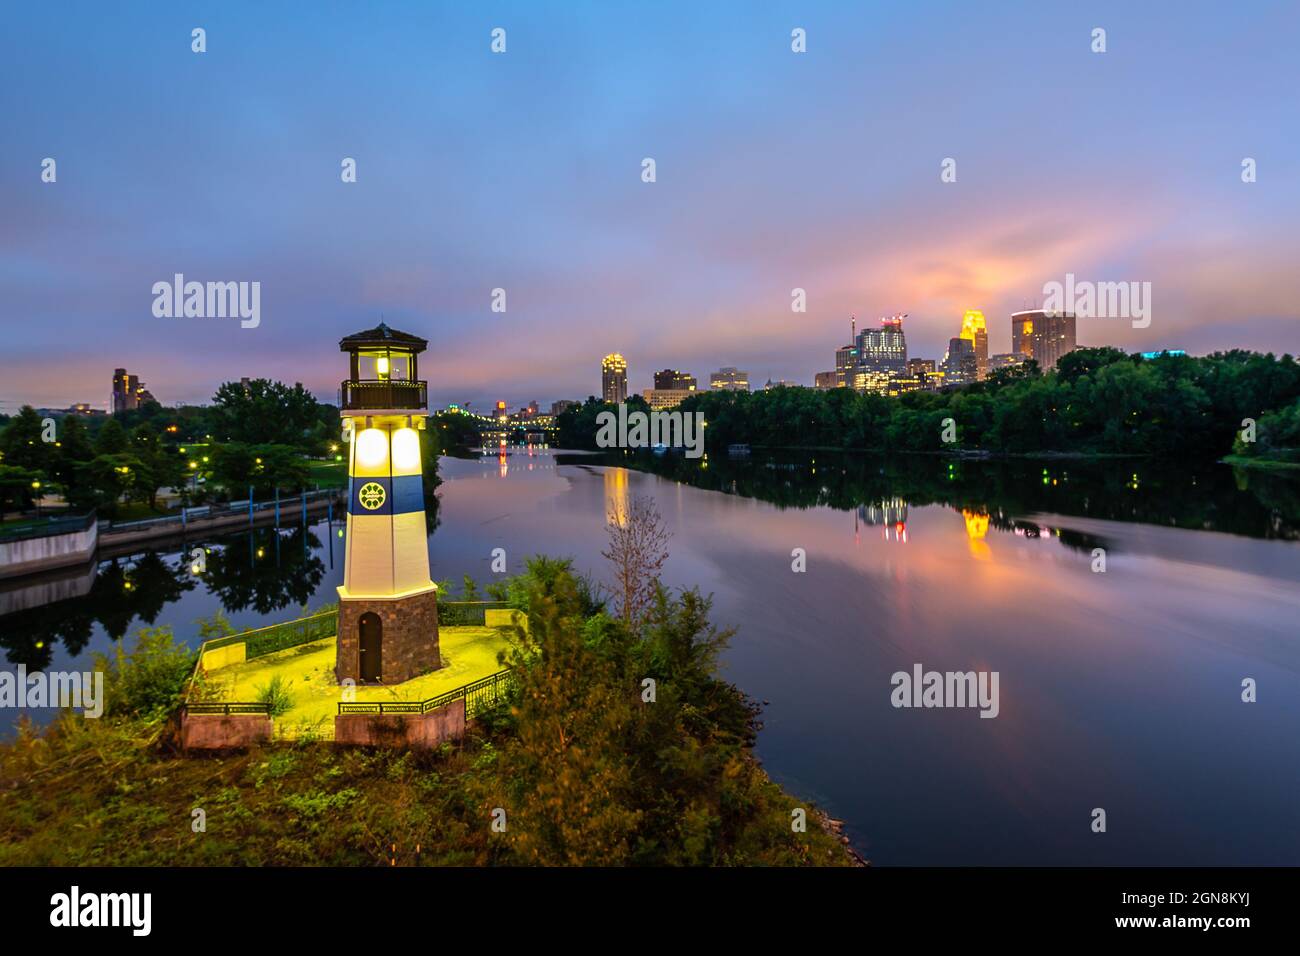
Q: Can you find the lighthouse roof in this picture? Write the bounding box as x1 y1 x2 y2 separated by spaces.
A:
339 321 428 353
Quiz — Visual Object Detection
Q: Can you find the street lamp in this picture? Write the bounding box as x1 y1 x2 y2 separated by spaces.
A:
31 480 41 517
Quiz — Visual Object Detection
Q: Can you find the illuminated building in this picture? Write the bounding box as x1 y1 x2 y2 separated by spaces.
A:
653 369 697 391
814 371 837 390
834 343 858 388
907 358 937 390
989 352 1026 373
709 367 750 391
335 322 440 685
1012 310 1077 370
942 337 977 386
959 310 989 380
641 388 695 410
602 353 628 403
856 315 909 373
550 399 579 415
112 368 136 413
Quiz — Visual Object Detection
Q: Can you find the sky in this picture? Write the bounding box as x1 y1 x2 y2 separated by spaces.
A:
2 0 1297 413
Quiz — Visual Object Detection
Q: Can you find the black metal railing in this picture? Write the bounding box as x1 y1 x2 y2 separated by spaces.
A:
340 379 427 411
200 609 338 659
338 669 513 718
185 702 272 715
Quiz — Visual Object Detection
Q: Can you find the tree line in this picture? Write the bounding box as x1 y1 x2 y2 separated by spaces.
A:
0 379 341 520
557 349 1300 461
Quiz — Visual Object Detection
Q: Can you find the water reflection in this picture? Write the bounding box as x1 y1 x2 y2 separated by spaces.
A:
1 523 329 670
592 449 1300 543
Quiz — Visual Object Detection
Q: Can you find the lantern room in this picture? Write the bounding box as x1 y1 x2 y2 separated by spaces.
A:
339 322 428 413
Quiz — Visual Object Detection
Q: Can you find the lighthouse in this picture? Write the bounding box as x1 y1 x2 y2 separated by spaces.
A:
335 322 440 684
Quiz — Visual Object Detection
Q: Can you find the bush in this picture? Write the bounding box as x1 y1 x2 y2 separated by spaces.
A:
93 627 197 720
254 675 295 718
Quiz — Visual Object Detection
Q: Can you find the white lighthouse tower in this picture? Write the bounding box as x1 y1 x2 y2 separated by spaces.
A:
335 323 440 684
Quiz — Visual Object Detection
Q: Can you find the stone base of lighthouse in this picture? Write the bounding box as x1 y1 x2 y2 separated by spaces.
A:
335 585 441 685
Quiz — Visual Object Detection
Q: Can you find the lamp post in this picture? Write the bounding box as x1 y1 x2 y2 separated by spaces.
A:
31 480 41 518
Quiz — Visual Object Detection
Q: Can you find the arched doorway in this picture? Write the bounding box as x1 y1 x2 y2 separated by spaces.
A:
359 612 382 682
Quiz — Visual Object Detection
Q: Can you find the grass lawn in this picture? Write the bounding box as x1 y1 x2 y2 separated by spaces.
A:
204 625 513 738
304 458 349 489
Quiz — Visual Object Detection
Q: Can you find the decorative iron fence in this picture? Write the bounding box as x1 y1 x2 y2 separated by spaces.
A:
185 702 272 715
338 668 513 718
436 600 511 626
202 609 339 659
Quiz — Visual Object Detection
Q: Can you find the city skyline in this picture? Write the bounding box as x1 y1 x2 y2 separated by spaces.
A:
4 2 1297 412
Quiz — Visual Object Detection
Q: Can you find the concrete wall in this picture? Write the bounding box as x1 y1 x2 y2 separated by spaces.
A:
180 712 274 750
334 698 465 747
200 642 247 671
0 521 98 580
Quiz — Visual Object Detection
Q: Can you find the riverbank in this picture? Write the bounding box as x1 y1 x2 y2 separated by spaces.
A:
0 559 859 867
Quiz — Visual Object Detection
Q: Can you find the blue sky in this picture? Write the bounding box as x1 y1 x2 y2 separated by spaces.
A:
2 0 1297 411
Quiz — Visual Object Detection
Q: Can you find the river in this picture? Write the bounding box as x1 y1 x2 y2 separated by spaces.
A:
3 446 1298 864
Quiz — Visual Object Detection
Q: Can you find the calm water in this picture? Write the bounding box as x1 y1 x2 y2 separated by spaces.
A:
4 447 1299 865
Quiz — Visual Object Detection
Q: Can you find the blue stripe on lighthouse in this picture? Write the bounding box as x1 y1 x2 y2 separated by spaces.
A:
391 474 424 515
348 475 424 516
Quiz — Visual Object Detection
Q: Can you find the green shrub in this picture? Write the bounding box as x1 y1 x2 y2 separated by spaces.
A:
254 675 295 718
93 626 197 720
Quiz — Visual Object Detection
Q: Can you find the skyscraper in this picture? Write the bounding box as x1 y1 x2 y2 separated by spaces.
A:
834 343 858 388
856 315 909 373
943 338 977 386
602 353 628 403
960 310 989 380
1012 311 1077 371
111 368 152 413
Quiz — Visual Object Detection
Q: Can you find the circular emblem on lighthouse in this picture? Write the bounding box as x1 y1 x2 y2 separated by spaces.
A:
358 481 386 510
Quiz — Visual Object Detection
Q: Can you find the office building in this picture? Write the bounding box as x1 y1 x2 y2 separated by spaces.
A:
856 315 909 373
653 369 697 391
111 368 155 413
709 367 750 391
989 352 1027 374
602 353 628 403
641 389 696 410
814 371 838 390
1012 310 1077 371
943 337 977 386
835 343 858 388
550 399 579 416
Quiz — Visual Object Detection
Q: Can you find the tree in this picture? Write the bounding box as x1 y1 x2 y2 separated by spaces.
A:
601 494 671 629
0 464 43 521
94 418 130 455
0 406 55 473
210 443 309 497
209 379 328 448
75 454 144 517
54 415 95 487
